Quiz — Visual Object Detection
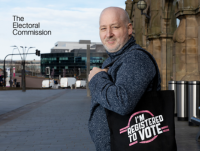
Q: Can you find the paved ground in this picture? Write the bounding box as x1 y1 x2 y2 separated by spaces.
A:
0 89 199 151
0 89 63 115
0 89 95 151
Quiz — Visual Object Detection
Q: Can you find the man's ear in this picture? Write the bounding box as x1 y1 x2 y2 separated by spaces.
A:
127 23 133 36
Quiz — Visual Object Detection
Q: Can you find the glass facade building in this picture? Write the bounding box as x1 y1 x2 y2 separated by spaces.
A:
41 50 108 79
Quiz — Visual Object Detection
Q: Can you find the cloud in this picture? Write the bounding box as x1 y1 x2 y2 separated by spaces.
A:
0 6 103 60
0 1 125 60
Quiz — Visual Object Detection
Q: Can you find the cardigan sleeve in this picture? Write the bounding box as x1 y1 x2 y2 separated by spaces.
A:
88 51 157 115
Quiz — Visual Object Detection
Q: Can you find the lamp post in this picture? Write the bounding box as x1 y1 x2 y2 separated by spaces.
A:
20 46 35 92
10 46 35 92
11 45 23 60
20 46 27 92
25 47 35 60
86 45 90 97
137 0 150 19
11 45 23 89
3 52 38 89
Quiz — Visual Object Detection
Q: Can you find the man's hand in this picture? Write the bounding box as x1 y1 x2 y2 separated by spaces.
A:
88 67 108 82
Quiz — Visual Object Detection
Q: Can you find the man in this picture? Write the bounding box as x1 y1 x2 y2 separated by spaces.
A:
14 79 17 87
88 7 161 151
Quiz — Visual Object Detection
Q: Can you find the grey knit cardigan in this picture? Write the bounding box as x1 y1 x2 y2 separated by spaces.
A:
88 36 161 151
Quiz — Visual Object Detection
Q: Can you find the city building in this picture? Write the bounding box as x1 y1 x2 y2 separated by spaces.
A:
0 60 41 76
41 40 108 79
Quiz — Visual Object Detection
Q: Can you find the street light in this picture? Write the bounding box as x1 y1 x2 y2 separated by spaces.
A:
137 0 150 19
11 45 23 60
20 46 24 54
25 47 35 60
9 45 35 92
19 46 35 92
20 46 26 92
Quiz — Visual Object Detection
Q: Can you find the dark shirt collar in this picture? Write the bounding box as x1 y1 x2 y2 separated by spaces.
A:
106 36 136 60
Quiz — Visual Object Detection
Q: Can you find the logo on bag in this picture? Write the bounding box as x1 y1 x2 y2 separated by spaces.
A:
119 110 169 146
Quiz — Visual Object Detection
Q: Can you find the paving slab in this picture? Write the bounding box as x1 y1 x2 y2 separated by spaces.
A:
0 90 65 115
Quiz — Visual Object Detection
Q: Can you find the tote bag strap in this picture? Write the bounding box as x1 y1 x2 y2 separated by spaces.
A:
104 48 159 95
136 49 159 95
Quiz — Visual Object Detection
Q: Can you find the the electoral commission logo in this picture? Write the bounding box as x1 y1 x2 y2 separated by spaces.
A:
119 110 169 146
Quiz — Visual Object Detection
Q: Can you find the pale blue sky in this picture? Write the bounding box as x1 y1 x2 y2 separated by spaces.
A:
0 0 125 60
0 0 180 61
0 0 124 9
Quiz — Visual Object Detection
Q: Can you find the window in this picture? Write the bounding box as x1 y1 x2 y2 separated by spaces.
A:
60 57 68 60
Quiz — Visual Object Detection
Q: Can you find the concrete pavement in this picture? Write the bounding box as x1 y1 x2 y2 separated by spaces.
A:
0 89 95 151
0 89 200 151
0 89 65 115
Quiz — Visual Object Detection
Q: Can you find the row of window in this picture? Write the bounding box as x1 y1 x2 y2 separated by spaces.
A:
41 67 100 74
41 57 105 61
41 53 108 77
41 60 104 64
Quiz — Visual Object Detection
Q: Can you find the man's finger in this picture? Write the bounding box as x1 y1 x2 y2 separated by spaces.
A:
102 68 108 72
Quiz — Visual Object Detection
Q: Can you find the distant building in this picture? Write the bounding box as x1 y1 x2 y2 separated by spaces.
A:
0 60 40 76
41 40 108 79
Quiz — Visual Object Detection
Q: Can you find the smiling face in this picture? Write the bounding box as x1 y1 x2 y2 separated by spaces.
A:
99 7 132 53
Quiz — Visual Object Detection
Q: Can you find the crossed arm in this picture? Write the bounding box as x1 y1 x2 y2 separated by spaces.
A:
88 54 156 116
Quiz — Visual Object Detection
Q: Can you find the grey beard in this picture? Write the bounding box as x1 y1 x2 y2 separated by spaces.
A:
103 43 121 53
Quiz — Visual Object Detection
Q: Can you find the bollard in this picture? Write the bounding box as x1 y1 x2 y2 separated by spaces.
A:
188 81 200 126
176 81 188 121
168 81 177 116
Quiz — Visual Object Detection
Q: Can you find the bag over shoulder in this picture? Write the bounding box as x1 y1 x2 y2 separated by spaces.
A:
104 48 177 151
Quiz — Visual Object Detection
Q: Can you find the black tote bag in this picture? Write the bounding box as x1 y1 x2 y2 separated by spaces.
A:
104 49 177 151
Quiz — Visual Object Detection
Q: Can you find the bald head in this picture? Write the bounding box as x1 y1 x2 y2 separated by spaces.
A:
99 7 131 26
99 7 133 53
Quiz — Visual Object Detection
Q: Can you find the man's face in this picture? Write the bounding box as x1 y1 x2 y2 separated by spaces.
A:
99 10 132 53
